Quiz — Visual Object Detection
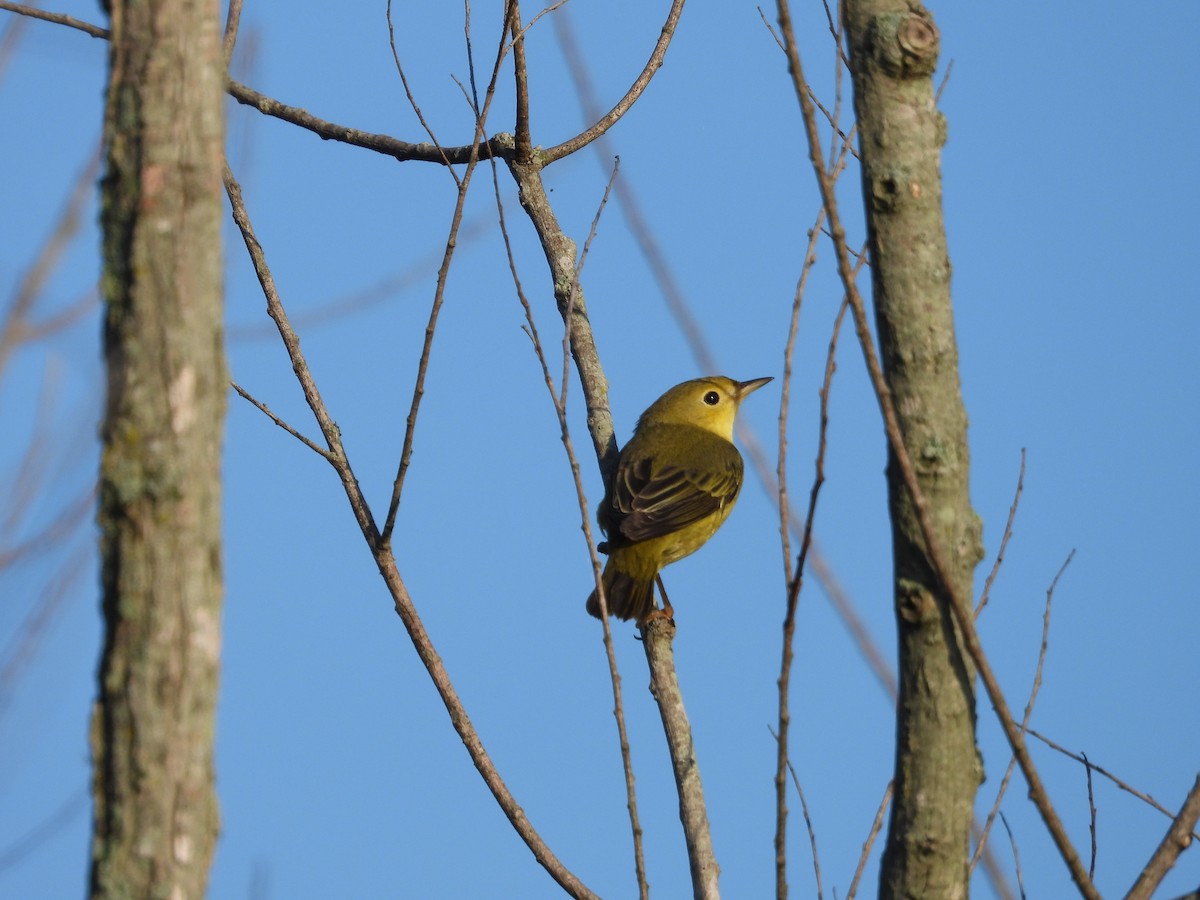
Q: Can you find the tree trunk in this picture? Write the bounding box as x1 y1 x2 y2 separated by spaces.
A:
842 3 985 897
90 0 227 897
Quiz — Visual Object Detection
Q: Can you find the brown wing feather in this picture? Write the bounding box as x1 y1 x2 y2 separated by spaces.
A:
604 427 743 544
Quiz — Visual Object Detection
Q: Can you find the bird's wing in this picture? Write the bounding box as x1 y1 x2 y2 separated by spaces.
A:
610 452 742 543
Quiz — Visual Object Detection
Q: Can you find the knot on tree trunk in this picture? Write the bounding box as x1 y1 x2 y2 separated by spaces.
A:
869 9 940 78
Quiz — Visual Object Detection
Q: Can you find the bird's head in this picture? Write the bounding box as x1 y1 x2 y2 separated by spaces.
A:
637 376 773 440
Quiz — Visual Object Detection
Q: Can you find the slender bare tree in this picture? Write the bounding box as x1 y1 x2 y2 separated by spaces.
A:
841 5 985 895
89 0 227 897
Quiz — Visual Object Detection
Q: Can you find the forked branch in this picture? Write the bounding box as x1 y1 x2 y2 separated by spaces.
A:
223 160 597 899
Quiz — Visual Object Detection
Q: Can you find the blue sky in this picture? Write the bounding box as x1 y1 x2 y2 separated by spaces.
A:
2 2 1198 898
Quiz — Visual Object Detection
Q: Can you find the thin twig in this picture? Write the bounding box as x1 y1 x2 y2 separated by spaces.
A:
1026 729 1200 842
971 550 1074 873
847 782 892 900
0 145 100 379
561 157 619 412
0 484 94 570
379 0 513 546
386 0 458 180
228 77 495 163
1084 752 1097 880
541 0 687 162
0 544 89 724
226 217 492 341
791 770 823 900
229 382 333 461
754 6 858 163
221 0 242 67
552 9 713 373
935 58 955 104
817 0 850 68
504 0 569 51
0 2 30 80
1000 813 1027 900
224 166 351 468
776 207 827 587
0 786 89 870
773 251 843 900
503 155 617 478
462 0 480 118
769 726 824 900
976 449 1026 618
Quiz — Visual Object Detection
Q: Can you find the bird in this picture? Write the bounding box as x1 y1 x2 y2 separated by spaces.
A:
586 375 772 622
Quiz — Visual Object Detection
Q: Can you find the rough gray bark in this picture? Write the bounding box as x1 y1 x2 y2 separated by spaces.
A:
90 0 227 897
841 3 985 897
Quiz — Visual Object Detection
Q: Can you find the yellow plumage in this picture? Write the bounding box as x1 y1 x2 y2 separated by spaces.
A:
586 375 771 621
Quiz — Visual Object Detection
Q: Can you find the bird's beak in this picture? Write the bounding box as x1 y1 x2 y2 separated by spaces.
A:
735 377 773 400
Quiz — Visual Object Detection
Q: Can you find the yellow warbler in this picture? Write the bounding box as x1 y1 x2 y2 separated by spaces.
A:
586 375 772 622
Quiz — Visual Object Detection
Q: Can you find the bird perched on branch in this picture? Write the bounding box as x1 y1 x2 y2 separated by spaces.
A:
586 375 772 622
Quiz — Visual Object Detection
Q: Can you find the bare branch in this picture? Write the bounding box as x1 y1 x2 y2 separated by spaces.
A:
223 165 357 477
511 1 532 154
504 153 616 475
641 613 719 899
1124 775 1200 900
552 9 715 374
221 0 242 68
541 0 687 163
0 1 107 38
226 78 490 163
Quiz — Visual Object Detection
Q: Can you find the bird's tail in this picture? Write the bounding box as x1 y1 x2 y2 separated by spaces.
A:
586 560 656 622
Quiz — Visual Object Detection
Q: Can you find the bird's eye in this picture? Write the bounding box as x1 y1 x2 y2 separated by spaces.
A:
703 391 720 406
